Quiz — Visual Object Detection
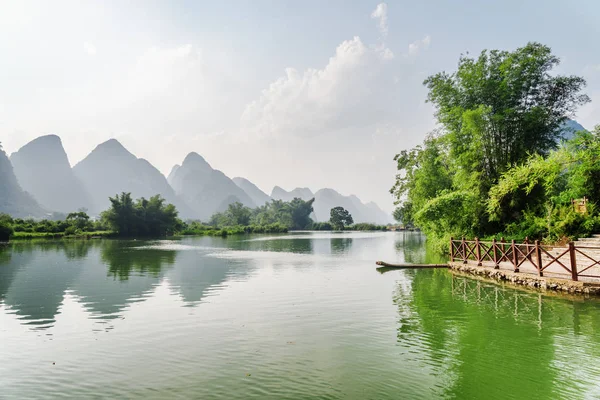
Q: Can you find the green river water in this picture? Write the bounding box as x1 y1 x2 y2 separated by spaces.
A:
1 232 600 399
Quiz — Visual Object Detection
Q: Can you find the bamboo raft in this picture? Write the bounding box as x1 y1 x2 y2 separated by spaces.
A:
375 261 448 273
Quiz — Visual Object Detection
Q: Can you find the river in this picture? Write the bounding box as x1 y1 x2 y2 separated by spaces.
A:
1 232 600 399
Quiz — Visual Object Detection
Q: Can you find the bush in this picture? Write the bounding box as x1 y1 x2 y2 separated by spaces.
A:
0 221 13 241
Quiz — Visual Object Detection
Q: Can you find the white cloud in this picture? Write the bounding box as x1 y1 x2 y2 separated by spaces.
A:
371 3 388 37
241 36 395 140
408 35 431 56
83 42 96 56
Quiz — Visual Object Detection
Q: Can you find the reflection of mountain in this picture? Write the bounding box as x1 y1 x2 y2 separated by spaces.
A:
2 246 83 328
1 240 178 327
0 245 15 303
330 238 353 254
227 236 314 254
100 240 176 280
396 269 566 398
166 251 248 305
69 240 176 319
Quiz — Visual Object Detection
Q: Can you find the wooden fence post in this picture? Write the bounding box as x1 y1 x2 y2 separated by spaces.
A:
500 237 506 263
492 238 499 269
475 237 482 266
511 240 519 273
524 237 531 262
462 237 467 264
535 240 543 277
450 237 455 261
569 242 578 281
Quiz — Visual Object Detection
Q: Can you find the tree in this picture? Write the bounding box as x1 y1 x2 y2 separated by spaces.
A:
330 207 354 231
66 211 91 230
288 197 315 230
101 193 179 237
0 221 12 241
392 43 590 245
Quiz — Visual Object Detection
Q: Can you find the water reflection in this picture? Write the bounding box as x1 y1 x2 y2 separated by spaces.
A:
395 269 600 399
330 237 353 254
0 238 261 327
100 240 176 280
1 243 83 329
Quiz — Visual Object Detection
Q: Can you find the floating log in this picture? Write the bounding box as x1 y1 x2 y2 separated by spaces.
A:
376 261 448 273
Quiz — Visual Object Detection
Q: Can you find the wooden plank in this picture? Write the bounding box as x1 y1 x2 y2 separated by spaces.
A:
375 261 448 273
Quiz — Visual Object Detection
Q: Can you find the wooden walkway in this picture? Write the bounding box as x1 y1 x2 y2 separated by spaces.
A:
450 236 600 283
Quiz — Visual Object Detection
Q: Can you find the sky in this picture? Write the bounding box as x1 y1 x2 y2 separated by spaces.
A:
1 0 600 213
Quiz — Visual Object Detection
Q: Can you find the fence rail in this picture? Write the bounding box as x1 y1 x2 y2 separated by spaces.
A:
450 238 600 281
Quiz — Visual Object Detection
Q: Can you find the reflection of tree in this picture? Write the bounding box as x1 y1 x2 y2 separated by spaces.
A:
167 252 250 306
396 232 446 264
226 236 314 254
100 240 176 280
62 240 95 260
394 269 600 398
6 240 97 260
330 237 353 254
2 246 82 329
0 244 15 302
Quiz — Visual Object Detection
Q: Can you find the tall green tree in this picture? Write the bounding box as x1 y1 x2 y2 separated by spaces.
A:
330 206 354 230
101 193 178 237
392 42 590 245
66 211 91 230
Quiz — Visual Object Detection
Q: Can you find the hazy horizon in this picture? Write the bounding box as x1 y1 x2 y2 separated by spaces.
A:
2 0 600 213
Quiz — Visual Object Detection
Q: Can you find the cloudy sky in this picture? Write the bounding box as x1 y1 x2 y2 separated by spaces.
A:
1 0 600 212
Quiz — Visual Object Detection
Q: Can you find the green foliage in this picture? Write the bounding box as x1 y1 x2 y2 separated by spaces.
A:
0 220 13 241
487 128 600 241
310 221 333 231
349 223 388 231
179 221 288 236
205 198 314 231
329 206 354 230
66 211 92 230
101 192 179 237
392 42 590 244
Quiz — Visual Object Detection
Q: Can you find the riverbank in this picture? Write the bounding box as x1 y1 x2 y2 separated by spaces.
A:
448 261 600 295
9 231 115 241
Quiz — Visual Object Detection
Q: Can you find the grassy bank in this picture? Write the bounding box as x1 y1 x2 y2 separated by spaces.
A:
10 230 116 240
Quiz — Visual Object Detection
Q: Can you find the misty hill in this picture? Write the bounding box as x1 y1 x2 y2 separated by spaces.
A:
10 135 92 213
73 139 192 217
168 152 256 221
560 119 586 141
233 177 271 207
271 186 391 224
0 145 45 217
271 186 314 202
313 188 391 224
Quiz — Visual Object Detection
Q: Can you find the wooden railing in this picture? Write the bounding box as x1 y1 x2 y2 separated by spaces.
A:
450 238 600 281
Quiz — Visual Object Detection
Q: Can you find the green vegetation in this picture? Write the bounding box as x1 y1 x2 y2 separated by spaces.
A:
391 42 592 249
1 191 388 241
310 221 387 231
1 211 113 241
330 206 354 230
207 198 315 232
101 193 179 237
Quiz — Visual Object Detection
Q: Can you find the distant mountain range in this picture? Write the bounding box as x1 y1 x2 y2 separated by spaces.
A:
10 135 91 214
168 152 256 221
560 120 586 140
2 135 392 223
0 144 46 218
270 186 391 224
72 139 193 217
